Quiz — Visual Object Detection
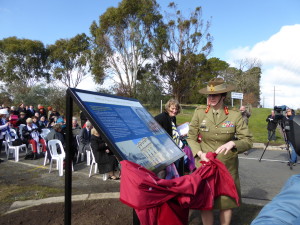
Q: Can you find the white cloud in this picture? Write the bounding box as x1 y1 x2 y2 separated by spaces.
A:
227 24 300 109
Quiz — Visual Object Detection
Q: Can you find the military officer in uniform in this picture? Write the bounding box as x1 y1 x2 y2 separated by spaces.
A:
187 78 253 225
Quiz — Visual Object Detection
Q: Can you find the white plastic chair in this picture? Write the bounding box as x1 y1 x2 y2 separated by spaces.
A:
18 124 26 140
89 147 108 180
89 149 98 178
40 128 50 139
47 139 73 176
5 132 27 162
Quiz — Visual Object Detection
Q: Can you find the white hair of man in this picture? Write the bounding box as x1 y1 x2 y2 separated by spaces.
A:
86 121 92 128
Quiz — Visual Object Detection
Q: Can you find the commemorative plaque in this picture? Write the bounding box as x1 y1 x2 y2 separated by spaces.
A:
68 88 185 173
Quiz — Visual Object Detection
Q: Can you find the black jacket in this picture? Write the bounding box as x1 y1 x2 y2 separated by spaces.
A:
266 115 278 131
154 112 176 137
78 127 91 153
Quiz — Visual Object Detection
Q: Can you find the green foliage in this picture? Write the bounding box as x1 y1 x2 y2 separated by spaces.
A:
0 37 49 86
48 33 91 88
136 67 165 107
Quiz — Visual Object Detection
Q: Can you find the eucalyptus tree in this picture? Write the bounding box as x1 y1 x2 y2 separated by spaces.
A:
90 0 163 98
153 2 213 102
48 33 91 88
0 36 49 87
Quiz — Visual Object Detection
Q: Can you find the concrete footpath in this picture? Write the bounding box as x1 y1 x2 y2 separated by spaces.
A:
2 142 299 215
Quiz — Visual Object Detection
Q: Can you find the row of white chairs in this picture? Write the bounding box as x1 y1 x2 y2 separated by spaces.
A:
4 127 51 161
4 127 106 179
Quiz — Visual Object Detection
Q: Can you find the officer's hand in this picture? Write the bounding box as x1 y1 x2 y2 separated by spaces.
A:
215 141 236 155
197 151 209 162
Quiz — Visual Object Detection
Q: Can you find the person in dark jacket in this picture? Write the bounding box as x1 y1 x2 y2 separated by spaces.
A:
266 110 277 141
45 123 65 161
154 99 184 177
80 111 87 128
154 99 181 140
38 106 47 118
77 121 93 162
16 112 27 126
90 128 119 180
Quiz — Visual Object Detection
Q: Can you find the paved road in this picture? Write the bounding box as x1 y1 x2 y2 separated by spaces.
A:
1 146 300 213
239 148 300 205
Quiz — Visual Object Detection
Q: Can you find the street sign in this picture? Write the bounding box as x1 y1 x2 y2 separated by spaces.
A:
231 92 244 99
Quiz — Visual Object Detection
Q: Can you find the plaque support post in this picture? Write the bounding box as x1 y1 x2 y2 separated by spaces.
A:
65 92 73 225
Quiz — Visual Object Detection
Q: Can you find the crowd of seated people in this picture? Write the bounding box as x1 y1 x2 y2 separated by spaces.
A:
0 103 66 160
0 103 120 180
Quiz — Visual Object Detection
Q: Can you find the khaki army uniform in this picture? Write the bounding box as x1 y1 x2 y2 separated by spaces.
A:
187 105 253 209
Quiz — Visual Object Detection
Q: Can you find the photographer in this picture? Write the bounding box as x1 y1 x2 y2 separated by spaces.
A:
22 118 47 159
266 110 277 141
283 108 297 166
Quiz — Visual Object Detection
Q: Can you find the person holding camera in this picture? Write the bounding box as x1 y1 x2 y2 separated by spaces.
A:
284 108 297 166
266 110 277 141
22 118 47 159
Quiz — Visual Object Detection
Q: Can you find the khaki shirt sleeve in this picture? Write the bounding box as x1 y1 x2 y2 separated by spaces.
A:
232 112 253 153
187 108 203 156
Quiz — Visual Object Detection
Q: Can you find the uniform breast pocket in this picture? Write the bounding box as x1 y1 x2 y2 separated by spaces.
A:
220 127 236 140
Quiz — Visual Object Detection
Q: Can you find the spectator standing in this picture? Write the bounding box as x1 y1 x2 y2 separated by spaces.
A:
240 106 251 155
284 108 297 166
266 110 277 141
239 106 251 125
26 105 35 118
47 106 53 121
80 111 87 128
78 121 93 161
38 106 47 118
90 128 119 180
154 99 185 178
72 117 81 137
18 103 26 114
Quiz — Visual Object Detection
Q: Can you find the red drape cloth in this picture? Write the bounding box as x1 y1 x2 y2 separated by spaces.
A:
120 152 239 225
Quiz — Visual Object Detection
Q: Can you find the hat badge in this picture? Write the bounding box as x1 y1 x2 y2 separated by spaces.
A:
209 85 215 92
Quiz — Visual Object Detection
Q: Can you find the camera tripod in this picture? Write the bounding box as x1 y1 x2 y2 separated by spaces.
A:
259 121 293 170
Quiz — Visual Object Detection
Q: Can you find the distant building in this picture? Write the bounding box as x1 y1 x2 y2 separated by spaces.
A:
137 137 166 166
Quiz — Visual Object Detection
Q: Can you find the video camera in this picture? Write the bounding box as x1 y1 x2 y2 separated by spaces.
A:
274 105 287 120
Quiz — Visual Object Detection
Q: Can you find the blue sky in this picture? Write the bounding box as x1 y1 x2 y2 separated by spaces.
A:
1 0 300 108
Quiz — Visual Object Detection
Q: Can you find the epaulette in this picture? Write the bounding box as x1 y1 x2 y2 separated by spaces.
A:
224 106 229 115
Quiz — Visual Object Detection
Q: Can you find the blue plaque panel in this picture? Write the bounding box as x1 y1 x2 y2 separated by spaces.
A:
68 88 185 173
